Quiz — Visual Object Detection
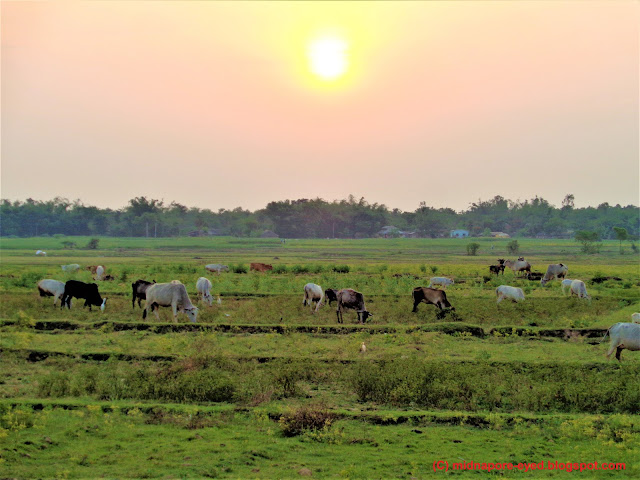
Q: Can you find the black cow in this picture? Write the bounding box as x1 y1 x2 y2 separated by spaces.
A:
489 264 505 275
132 279 156 309
412 287 454 312
324 288 339 306
61 280 106 311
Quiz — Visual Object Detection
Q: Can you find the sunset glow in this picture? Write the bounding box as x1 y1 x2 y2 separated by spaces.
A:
307 36 348 80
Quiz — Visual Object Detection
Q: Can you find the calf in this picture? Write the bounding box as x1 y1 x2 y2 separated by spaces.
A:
61 280 106 311
250 262 273 272
196 277 214 306
336 289 372 324
132 279 155 309
489 264 505 275
604 323 640 361
412 287 454 312
324 288 339 306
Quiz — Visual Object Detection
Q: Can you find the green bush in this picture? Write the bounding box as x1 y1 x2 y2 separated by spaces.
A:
85 238 100 249
332 265 350 273
279 405 335 437
506 240 519 254
231 263 248 274
466 243 480 256
271 264 288 274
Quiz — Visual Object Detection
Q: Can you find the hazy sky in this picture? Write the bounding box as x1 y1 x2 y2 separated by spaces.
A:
2 1 638 212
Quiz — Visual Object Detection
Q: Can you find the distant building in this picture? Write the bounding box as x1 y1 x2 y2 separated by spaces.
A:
491 231 510 238
260 230 279 238
378 226 416 238
450 229 469 238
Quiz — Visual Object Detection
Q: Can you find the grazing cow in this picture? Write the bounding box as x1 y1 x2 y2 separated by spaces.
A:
132 279 155 309
540 263 569 286
489 264 505 275
196 277 214 306
412 287 454 312
103 274 115 281
570 280 591 301
61 264 81 272
143 281 199 323
324 288 339 306
604 323 640 361
303 283 324 313
503 259 531 276
205 264 229 274
561 278 574 296
61 280 106 311
250 262 273 272
496 285 525 304
37 279 66 306
525 272 544 281
336 289 372 324
632 313 640 324
428 277 454 289
35 250 47 256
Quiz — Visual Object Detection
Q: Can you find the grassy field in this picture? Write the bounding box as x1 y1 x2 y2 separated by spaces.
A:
1 237 639 478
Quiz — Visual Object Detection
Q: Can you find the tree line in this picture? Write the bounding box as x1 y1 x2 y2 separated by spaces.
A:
1 194 638 240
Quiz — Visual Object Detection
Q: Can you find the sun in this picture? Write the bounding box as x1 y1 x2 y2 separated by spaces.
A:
307 36 348 81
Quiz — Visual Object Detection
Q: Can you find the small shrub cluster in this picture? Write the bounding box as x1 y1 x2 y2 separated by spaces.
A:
230 264 248 274
331 265 350 273
279 404 336 437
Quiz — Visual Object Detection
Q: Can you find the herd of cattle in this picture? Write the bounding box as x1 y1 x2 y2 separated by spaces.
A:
34 258 640 361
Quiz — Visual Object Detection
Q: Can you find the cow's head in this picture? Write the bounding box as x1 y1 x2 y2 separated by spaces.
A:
88 284 104 307
204 293 213 307
497 259 505 265
185 306 199 323
360 310 373 322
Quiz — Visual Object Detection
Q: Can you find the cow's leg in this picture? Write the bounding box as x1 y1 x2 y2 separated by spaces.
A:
605 343 616 359
336 308 342 324
412 300 420 313
153 304 160 321
615 346 624 362
172 301 179 323
143 305 148 319
496 294 504 305
303 294 307 307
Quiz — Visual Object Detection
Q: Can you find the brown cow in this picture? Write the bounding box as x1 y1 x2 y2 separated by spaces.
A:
412 287 454 312
86 266 99 274
250 263 273 272
336 288 373 324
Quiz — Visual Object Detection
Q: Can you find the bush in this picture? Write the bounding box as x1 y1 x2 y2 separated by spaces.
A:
332 265 350 273
271 264 288 274
506 240 519 254
61 241 77 249
85 238 100 249
466 243 480 256
279 405 335 437
231 264 248 274
291 264 310 274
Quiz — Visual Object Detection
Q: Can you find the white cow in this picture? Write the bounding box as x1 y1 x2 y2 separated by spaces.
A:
604 322 640 361
561 278 574 296
570 280 591 301
143 281 199 323
428 277 454 289
303 283 324 313
540 263 568 286
632 313 640 324
35 250 47 256
61 264 81 272
205 264 229 274
496 285 525 304
196 277 214 306
37 279 66 306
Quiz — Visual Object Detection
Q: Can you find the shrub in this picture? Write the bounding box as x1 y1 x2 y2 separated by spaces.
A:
430 266 438 274
291 264 310 274
61 241 77 249
332 265 350 273
231 264 248 274
85 238 100 249
279 405 335 437
506 240 519 254
466 243 480 256
271 264 288 274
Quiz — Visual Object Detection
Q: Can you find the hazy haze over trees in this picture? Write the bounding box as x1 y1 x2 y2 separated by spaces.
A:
1 195 638 239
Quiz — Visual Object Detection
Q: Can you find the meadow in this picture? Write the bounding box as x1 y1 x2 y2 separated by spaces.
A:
1 236 639 478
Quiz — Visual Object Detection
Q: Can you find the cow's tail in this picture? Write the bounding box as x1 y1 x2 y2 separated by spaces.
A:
600 328 610 344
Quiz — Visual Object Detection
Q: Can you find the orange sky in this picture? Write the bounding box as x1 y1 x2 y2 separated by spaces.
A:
2 1 638 211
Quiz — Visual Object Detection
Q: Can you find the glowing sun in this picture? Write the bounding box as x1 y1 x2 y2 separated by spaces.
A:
307 37 348 81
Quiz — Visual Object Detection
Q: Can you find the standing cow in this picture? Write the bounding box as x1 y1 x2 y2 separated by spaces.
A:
428 277 454 289
411 287 454 312
143 281 199 323
61 280 106 311
205 264 229 274
196 277 214 306
37 279 66 306
303 283 324 313
496 285 525 304
336 289 372 324
540 264 568 286
604 323 640 361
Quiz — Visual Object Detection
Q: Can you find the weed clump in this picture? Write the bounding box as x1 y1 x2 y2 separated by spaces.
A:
279 404 335 437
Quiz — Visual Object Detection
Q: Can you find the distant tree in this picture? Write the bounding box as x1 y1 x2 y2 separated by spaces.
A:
466 242 480 256
85 238 100 250
506 240 520 255
562 194 575 210
612 227 628 254
575 230 601 254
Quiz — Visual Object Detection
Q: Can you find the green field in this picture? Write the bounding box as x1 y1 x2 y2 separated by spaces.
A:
1 237 639 478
